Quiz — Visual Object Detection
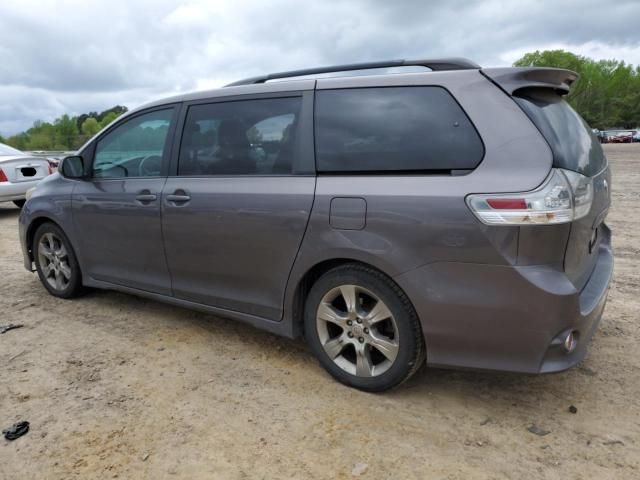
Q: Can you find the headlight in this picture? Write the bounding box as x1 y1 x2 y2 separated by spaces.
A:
25 186 37 200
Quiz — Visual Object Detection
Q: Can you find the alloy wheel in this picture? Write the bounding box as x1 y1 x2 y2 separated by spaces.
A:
316 285 399 377
38 233 72 291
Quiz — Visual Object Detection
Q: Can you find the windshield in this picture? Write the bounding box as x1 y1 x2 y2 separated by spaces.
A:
514 88 607 177
0 143 24 155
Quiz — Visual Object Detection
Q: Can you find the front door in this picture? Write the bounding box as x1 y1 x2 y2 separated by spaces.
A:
161 95 315 320
72 107 177 295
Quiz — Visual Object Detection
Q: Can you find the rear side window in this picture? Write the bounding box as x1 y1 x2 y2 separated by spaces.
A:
314 87 483 173
514 88 606 177
179 97 301 176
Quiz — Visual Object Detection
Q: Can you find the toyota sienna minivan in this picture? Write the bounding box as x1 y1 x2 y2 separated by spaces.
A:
19 58 613 391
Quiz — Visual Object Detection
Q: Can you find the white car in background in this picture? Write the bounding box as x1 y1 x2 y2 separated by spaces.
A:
0 142 55 208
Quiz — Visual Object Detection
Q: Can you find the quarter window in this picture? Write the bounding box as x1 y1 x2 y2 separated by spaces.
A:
315 87 484 172
93 109 173 178
178 97 301 176
514 88 606 177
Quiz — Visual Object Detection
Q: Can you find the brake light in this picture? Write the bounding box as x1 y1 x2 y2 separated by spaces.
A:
466 169 594 225
486 198 527 210
0 168 7 183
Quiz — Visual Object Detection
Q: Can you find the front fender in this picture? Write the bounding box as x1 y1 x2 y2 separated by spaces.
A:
19 174 78 271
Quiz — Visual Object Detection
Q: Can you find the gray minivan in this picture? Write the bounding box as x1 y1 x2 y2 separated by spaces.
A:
19 58 613 391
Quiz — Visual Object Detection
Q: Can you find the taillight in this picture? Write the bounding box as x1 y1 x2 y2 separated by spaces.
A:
466 169 593 225
47 160 58 175
0 168 8 183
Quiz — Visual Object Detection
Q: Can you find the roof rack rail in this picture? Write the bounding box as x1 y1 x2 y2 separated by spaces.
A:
225 57 480 87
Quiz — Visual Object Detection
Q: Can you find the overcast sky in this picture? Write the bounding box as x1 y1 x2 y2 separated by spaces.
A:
1 0 639 136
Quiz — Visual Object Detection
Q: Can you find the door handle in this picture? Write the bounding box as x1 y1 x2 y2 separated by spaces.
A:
135 190 157 203
166 190 191 204
166 194 191 202
136 194 157 202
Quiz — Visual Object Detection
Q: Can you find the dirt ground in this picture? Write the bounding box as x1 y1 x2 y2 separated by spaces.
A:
1 144 639 479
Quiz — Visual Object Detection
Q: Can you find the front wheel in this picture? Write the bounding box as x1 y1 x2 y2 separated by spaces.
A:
33 223 85 298
304 264 425 392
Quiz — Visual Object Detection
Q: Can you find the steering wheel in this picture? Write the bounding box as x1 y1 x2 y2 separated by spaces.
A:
94 162 128 178
138 155 162 177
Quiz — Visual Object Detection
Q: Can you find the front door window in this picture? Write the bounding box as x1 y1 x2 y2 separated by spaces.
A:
93 109 173 178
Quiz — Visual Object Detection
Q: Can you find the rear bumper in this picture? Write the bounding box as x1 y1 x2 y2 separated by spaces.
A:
0 179 40 202
394 225 613 374
538 225 613 372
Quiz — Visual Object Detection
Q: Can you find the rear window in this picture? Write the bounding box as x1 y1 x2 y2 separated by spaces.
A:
314 87 484 173
514 88 606 177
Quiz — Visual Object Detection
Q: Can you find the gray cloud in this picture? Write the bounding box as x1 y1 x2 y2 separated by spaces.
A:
1 0 639 135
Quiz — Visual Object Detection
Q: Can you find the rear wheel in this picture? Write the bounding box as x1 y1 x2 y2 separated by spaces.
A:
304 264 425 392
13 199 25 208
33 223 85 298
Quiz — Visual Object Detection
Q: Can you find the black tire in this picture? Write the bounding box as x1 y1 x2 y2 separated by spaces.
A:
13 199 26 208
304 263 425 392
33 222 85 298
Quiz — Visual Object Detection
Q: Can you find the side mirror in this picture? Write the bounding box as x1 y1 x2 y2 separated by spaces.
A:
60 155 87 179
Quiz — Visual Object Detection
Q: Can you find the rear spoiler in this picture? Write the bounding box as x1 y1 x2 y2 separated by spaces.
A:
480 67 578 96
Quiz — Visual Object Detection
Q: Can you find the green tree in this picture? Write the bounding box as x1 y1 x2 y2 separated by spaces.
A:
54 114 78 149
26 132 54 150
514 49 640 129
81 117 101 136
99 112 119 129
7 133 30 151
3 106 127 151
98 105 127 122
24 121 55 150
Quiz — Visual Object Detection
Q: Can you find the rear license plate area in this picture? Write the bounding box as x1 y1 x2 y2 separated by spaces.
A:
14 164 43 182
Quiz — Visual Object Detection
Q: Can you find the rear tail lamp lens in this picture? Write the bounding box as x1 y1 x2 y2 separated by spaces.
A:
563 169 594 219
486 198 527 209
0 168 7 183
466 169 593 225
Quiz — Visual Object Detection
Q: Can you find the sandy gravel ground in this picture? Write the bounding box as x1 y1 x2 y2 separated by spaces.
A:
1 144 639 479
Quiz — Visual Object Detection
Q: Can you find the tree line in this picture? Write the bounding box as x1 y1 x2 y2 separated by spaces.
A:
1 50 638 151
0 106 127 151
514 50 640 130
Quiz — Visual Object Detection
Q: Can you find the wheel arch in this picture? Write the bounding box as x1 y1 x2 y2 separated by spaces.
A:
289 257 415 338
26 216 63 262
26 216 82 276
